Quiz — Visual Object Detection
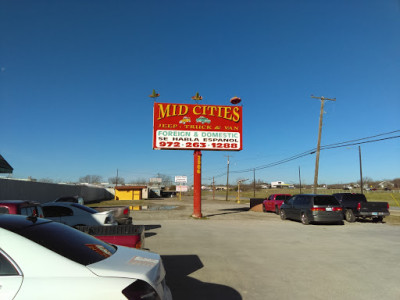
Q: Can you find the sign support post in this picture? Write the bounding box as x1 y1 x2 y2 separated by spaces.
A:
153 101 243 218
193 150 202 218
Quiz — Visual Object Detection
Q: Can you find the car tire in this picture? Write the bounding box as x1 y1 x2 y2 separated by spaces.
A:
275 206 279 215
280 209 286 220
345 209 356 223
301 213 309 225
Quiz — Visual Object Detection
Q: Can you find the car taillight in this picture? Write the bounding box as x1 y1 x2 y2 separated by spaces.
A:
122 280 160 300
123 208 129 215
387 203 390 210
135 240 142 249
311 207 325 211
357 202 361 211
332 207 342 212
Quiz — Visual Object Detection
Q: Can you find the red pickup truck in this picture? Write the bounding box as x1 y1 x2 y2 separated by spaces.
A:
0 200 45 218
0 200 144 249
262 194 292 214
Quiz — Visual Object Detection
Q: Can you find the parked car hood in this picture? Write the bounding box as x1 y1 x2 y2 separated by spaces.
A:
86 245 165 284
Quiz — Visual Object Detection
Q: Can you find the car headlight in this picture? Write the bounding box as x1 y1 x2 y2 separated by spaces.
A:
122 280 161 300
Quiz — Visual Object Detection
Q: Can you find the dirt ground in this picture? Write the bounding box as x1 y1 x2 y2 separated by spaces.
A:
128 196 400 300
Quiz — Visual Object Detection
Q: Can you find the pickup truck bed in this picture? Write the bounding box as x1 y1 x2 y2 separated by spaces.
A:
76 224 144 249
333 193 389 222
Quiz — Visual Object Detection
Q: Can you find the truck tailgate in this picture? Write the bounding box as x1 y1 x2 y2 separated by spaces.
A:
360 202 389 213
76 225 145 249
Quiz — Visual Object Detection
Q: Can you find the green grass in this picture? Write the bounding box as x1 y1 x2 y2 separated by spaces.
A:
385 215 400 225
201 188 400 208
86 189 400 209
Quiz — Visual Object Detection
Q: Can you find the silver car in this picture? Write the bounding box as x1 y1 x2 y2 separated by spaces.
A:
0 214 172 299
42 202 117 227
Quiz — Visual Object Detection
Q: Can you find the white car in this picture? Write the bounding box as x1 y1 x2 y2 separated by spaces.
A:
0 214 172 300
42 202 117 227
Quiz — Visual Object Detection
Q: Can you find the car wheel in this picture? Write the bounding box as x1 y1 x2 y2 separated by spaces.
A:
280 209 286 220
275 206 279 215
345 209 356 223
301 213 309 225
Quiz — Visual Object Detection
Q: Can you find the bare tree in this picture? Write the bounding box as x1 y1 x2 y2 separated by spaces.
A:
358 176 374 187
155 173 173 186
79 175 103 184
129 178 148 185
393 178 400 188
108 176 125 185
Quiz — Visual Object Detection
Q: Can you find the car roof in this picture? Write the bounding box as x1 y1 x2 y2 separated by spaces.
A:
0 214 52 232
55 196 79 200
296 194 333 197
0 200 41 205
43 202 74 206
42 202 96 213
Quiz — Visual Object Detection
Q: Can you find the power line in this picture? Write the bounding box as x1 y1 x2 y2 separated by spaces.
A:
205 130 400 179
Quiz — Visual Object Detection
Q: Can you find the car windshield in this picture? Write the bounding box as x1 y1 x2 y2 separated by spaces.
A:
17 220 116 265
313 196 340 206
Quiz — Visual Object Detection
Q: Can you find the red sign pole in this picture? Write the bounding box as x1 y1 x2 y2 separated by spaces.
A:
192 150 202 218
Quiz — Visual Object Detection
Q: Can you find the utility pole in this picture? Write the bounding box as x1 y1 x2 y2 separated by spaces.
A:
237 179 248 203
212 176 215 201
253 168 256 197
311 95 336 194
225 155 230 201
298 166 302 194
359 146 364 194
116 169 119 187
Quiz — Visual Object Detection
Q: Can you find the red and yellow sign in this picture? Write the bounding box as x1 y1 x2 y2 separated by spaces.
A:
153 103 243 151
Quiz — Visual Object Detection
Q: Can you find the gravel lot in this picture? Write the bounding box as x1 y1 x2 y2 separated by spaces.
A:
131 196 400 300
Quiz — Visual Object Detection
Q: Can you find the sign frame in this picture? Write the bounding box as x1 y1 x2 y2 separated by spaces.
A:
153 103 242 151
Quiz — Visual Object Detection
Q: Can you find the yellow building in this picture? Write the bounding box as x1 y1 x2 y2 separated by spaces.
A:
114 186 147 200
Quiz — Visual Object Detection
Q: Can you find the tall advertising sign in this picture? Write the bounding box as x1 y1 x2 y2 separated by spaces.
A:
153 103 242 151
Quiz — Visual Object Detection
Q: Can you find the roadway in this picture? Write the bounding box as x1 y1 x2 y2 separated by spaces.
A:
131 197 400 300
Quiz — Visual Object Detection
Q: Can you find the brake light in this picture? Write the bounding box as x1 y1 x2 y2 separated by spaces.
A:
387 203 390 210
357 202 361 211
332 207 342 212
123 208 129 215
311 207 325 211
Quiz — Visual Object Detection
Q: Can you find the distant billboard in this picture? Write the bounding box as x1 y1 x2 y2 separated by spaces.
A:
153 103 243 151
149 178 162 183
175 176 188 183
176 185 188 192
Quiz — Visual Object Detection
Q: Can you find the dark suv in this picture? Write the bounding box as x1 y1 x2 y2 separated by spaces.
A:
280 194 343 225
0 200 44 218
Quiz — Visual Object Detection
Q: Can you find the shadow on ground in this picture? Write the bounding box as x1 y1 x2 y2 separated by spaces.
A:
205 207 249 218
162 255 242 300
144 224 161 238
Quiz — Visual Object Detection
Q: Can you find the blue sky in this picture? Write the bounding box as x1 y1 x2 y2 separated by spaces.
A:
1 0 399 186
